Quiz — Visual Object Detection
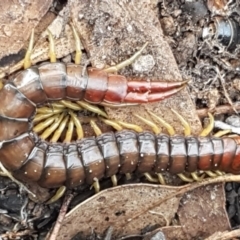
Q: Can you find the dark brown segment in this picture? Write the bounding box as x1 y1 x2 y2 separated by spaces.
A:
39 144 66 188
66 64 88 100
198 137 214 170
115 130 139 174
78 138 105 184
231 142 240 173
65 144 86 188
211 138 223 170
84 68 108 103
11 67 48 104
169 136 187 174
96 132 120 177
38 62 66 100
154 134 169 173
185 137 198 172
219 138 237 172
104 75 127 103
0 84 35 119
15 142 47 182
0 133 37 171
0 116 29 141
137 132 156 173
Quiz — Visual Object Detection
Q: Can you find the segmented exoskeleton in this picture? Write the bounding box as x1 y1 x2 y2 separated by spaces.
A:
0 26 239 192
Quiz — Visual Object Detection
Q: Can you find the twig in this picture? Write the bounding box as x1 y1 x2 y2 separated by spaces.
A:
204 229 240 240
196 102 240 118
46 192 74 240
214 120 240 134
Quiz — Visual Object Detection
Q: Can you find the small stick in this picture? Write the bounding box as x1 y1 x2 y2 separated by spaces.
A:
46 192 74 240
196 102 240 118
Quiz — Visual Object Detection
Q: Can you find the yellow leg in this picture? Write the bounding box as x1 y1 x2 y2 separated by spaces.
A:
157 173 166 185
47 29 57 63
213 129 231 137
68 111 84 139
191 172 205 181
205 170 217 178
71 23 82 65
77 101 108 118
199 113 214 137
33 113 56 123
36 106 63 114
104 42 149 73
171 109 191 136
148 111 175 135
111 175 118 187
90 120 102 136
144 173 159 183
33 115 58 133
50 115 69 142
24 29 34 69
125 173 132 180
99 117 123 131
64 118 74 143
133 114 161 134
91 178 100 193
59 100 82 111
178 173 194 183
117 120 143 133
46 186 66 204
40 113 65 140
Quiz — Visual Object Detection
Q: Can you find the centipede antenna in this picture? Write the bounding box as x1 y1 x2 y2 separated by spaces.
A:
71 23 82 65
199 113 214 137
50 115 69 142
46 186 66 204
47 29 57 63
99 117 123 131
104 42 149 73
213 129 231 137
133 114 161 134
148 111 175 136
177 173 193 183
90 120 102 136
69 111 84 139
59 100 82 111
157 173 166 185
77 101 108 118
33 115 57 133
64 118 74 143
24 29 34 69
171 109 191 136
111 175 118 187
144 173 159 183
40 113 65 140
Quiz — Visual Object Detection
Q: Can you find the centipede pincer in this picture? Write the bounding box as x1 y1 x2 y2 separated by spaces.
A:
0 26 239 195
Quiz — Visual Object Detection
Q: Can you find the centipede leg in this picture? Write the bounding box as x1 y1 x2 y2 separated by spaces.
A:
191 172 205 181
199 113 214 137
157 173 166 185
177 173 193 183
91 178 100 193
205 171 217 178
24 29 34 69
144 173 158 183
104 42 148 73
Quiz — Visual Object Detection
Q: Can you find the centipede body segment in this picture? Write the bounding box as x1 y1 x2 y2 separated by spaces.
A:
0 27 239 192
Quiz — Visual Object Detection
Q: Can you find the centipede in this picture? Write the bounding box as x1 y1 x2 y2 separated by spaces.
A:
0 26 239 193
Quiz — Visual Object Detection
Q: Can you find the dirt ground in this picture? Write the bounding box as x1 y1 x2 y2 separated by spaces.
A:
0 0 240 239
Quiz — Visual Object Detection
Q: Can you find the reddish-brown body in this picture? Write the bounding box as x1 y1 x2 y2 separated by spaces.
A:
0 62 239 189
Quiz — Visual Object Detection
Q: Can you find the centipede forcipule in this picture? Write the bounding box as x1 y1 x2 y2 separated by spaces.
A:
0 26 239 194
